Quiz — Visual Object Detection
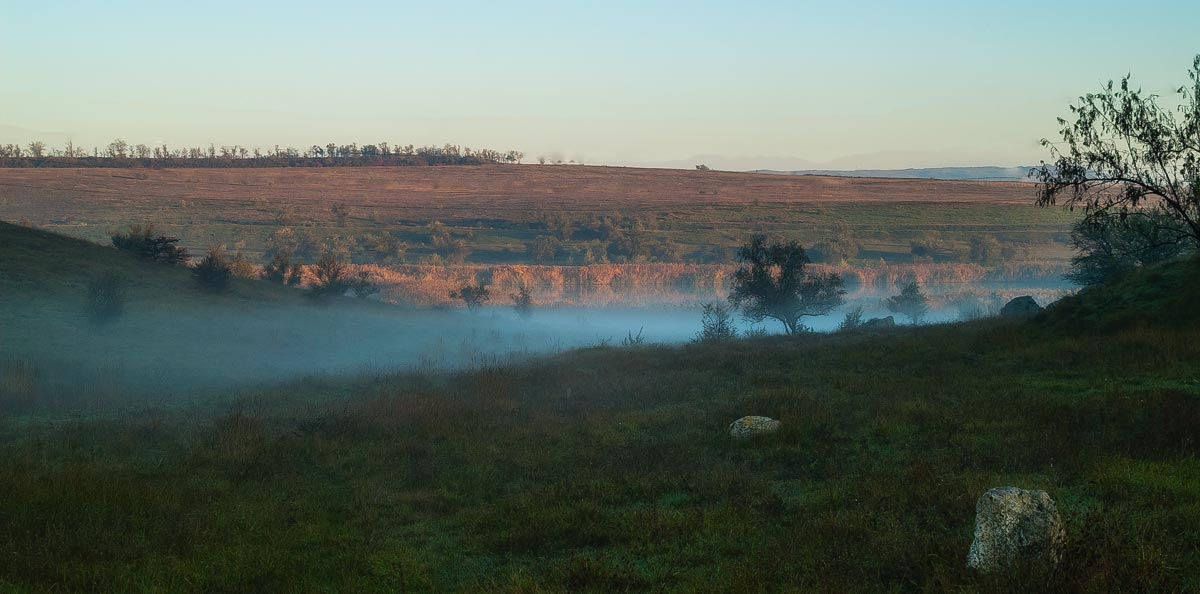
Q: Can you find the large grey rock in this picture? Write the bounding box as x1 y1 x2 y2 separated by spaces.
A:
967 486 1066 572
728 416 780 439
1000 296 1042 318
861 316 896 329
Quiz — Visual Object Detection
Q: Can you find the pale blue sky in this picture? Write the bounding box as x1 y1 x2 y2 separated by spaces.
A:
2 0 1197 169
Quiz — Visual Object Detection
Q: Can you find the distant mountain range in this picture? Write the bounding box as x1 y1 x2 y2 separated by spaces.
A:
753 166 1038 181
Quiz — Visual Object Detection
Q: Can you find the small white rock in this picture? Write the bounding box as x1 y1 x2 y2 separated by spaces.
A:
728 415 781 439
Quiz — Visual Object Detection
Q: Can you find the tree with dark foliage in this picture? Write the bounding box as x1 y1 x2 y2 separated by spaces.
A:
1064 210 1192 286
728 235 845 334
351 270 380 299
310 253 352 298
886 281 930 324
512 283 534 318
263 248 303 286
451 283 491 312
1034 55 1200 283
111 223 189 264
192 246 232 293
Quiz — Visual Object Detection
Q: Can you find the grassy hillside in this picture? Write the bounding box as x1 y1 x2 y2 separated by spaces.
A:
0 222 569 404
1041 257 1200 330
0 220 301 304
1 227 1197 592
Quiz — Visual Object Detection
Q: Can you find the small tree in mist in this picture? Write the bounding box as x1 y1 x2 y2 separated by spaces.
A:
310 253 352 298
512 283 534 318
192 246 233 293
111 223 189 264
1033 55 1200 273
728 234 846 334
886 281 931 324
450 283 490 312
837 305 866 331
351 270 380 299
85 271 126 324
693 303 738 343
263 249 303 286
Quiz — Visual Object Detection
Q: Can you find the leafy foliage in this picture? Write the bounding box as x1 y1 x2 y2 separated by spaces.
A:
837 305 866 331
350 270 380 299
1034 55 1200 249
512 283 534 318
886 281 931 323
263 248 303 286
450 282 491 311
309 253 352 298
110 223 189 264
1065 210 1193 286
191 246 232 293
728 234 845 334
811 222 861 264
693 303 738 343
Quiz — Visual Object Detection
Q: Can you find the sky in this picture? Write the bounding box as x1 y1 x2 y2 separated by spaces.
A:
2 0 1198 170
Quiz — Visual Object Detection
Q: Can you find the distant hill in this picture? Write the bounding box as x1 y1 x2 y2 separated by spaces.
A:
755 166 1037 182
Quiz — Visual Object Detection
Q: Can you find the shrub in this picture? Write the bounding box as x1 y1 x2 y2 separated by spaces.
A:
528 235 563 263
429 221 472 263
837 305 865 331
85 271 125 323
810 223 861 264
359 232 407 264
111 223 189 264
512 283 534 318
351 270 380 299
886 281 931 324
693 303 738 343
263 249 303 286
310 253 352 298
968 235 1002 265
450 283 490 311
228 252 259 279
192 246 232 293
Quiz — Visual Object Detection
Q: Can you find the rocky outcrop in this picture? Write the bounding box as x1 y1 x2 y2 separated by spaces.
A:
967 486 1066 572
861 316 896 329
1000 296 1043 318
728 416 781 439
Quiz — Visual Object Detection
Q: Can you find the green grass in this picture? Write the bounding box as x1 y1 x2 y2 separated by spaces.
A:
1 223 1197 593
2 318 1198 592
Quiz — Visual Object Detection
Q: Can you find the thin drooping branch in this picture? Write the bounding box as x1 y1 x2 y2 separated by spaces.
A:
1034 56 1200 246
